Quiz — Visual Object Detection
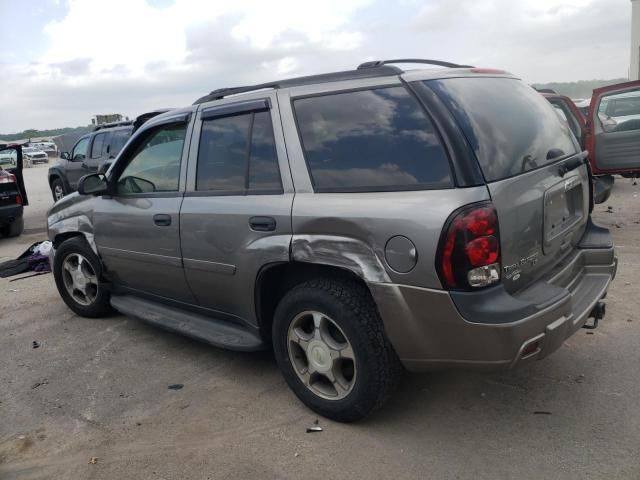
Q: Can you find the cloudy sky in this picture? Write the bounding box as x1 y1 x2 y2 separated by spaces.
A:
0 0 633 133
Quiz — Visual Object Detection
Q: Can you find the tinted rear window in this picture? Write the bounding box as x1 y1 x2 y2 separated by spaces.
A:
294 86 452 192
426 78 578 182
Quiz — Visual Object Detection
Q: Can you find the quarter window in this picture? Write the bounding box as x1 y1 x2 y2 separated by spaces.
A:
293 86 452 192
196 109 282 193
116 124 186 194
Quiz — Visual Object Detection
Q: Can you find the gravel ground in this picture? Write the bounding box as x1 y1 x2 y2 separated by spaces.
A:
1 168 639 479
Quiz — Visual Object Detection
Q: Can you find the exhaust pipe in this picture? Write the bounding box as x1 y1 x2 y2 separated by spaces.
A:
583 301 606 330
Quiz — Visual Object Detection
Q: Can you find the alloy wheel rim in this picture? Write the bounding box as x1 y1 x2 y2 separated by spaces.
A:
287 310 356 400
61 253 98 306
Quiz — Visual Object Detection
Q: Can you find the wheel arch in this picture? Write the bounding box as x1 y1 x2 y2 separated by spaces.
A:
254 261 377 342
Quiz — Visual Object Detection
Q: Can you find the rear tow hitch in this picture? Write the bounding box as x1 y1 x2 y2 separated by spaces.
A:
583 301 606 330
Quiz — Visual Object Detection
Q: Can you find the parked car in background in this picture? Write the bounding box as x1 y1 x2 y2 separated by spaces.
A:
48 122 133 201
22 146 49 167
48 60 622 421
0 144 29 237
49 111 169 201
0 149 17 168
29 141 58 156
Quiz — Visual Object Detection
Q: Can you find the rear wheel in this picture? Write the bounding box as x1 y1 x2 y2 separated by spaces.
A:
51 178 66 201
3 217 23 237
53 237 112 318
272 278 402 422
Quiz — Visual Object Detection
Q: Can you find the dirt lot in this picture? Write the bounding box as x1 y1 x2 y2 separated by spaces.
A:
1 167 639 479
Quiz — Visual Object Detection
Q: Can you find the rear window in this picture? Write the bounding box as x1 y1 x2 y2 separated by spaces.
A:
293 86 452 192
426 77 578 182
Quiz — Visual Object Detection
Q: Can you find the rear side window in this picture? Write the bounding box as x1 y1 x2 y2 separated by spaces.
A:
91 133 107 159
293 86 452 192
109 128 132 157
196 110 282 193
426 77 578 182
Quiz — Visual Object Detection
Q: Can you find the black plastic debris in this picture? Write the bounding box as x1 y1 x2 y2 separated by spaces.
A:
31 379 48 389
306 426 323 433
168 384 184 390
533 411 552 415
32 341 40 349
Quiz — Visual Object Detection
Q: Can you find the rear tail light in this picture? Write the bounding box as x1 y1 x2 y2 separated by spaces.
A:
436 201 501 289
15 194 22 205
0 173 17 183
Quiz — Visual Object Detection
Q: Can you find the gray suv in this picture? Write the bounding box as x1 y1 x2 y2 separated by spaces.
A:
47 60 620 422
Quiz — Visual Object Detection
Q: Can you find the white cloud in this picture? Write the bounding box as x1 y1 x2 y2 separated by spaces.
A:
0 0 633 132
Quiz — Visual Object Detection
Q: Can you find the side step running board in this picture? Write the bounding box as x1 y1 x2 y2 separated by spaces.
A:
110 295 265 352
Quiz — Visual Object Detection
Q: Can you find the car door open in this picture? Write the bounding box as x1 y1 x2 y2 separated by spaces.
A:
587 80 640 175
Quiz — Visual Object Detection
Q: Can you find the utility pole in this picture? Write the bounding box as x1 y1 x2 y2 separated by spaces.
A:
632 0 640 79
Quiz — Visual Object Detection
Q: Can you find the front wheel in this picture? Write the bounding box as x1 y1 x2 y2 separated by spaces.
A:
53 237 112 318
51 178 66 201
272 278 402 422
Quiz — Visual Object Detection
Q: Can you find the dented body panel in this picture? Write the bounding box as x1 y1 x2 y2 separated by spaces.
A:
290 188 489 288
47 192 97 252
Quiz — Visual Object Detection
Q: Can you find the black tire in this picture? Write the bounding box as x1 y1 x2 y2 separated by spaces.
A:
53 237 112 318
272 277 402 422
3 217 23 237
51 177 66 201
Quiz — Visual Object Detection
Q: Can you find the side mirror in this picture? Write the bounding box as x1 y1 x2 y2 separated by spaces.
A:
61 152 70 160
78 173 109 196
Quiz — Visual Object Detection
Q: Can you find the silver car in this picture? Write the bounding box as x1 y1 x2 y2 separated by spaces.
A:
47 59 623 421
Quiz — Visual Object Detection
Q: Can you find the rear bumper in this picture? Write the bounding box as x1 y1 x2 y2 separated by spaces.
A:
371 240 616 372
0 204 23 226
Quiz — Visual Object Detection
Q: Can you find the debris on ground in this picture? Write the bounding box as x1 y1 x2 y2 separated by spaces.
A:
533 411 552 415
168 384 184 390
88 457 98 465
574 374 585 383
606 206 613 213
586 331 594 335
627 319 633 323
32 341 40 349
306 420 323 433
31 379 48 389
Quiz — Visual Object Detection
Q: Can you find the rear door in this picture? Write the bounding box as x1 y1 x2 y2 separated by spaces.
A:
66 135 92 189
586 80 640 174
180 92 293 325
425 76 589 292
86 131 111 174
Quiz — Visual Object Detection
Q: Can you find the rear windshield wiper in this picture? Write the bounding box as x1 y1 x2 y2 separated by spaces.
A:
557 155 584 177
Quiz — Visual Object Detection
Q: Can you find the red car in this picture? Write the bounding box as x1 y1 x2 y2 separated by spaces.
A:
0 144 29 237
542 81 640 203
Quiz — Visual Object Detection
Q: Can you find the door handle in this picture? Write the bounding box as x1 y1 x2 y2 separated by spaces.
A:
153 214 172 226
249 216 276 232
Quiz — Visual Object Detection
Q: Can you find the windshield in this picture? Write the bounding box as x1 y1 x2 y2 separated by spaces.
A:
425 77 579 182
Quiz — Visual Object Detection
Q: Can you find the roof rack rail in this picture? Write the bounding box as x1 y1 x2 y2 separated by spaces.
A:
92 120 133 132
357 59 474 70
193 65 402 104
